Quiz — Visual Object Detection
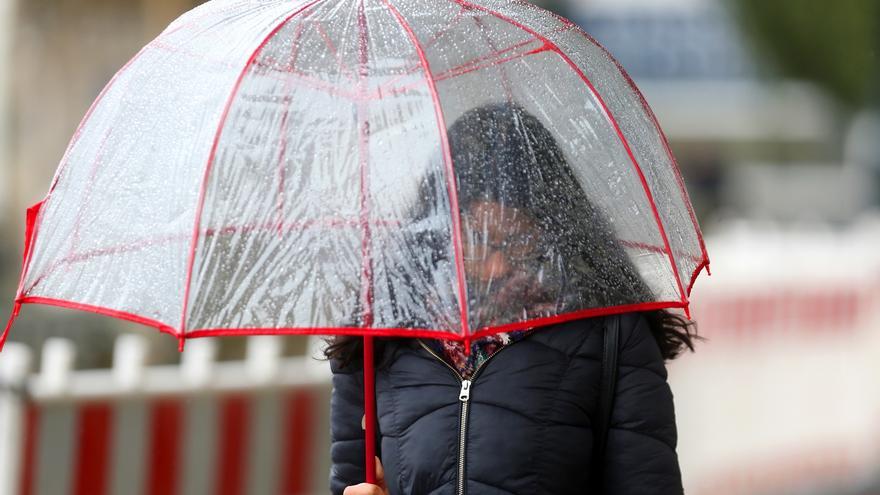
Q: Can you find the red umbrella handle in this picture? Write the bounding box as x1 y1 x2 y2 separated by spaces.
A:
363 335 377 484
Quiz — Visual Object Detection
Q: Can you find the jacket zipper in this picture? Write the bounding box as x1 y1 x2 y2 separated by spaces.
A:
417 337 521 495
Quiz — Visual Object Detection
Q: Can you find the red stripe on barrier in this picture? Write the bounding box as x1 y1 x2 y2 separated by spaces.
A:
146 399 182 495
216 395 250 495
280 389 315 494
691 284 873 340
18 405 38 495
74 402 113 495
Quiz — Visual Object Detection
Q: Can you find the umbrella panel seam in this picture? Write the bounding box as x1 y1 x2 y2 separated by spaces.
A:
382 0 472 337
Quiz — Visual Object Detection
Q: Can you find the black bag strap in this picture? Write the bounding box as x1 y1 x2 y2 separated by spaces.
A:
591 314 620 491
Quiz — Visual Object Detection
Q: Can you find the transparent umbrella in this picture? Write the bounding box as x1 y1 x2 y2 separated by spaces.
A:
2 0 709 485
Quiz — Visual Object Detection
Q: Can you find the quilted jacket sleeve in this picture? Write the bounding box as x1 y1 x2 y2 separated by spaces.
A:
329 359 367 495
603 313 684 494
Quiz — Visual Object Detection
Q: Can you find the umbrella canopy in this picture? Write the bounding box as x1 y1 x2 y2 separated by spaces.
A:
2 0 709 351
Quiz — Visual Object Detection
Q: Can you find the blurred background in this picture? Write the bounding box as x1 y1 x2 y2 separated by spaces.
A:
0 0 877 493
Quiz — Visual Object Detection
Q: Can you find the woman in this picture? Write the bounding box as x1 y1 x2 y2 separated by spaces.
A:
325 102 698 495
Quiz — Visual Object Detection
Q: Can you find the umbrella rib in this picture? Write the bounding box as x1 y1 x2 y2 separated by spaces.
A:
449 0 690 309
382 0 472 340
378 5 467 89
471 15 514 101
434 43 548 82
315 20 357 82
378 23 571 97
356 0 374 330
68 130 111 261
187 326 464 340
275 20 310 236
179 0 327 345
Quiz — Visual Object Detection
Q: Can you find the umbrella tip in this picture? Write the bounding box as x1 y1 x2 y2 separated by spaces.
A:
1 302 22 353
177 333 186 353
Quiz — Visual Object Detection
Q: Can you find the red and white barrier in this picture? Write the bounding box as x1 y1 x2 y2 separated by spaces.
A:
673 217 880 495
688 217 880 341
0 336 332 495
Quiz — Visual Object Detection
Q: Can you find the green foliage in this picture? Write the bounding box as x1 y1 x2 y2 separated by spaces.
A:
727 0 879 108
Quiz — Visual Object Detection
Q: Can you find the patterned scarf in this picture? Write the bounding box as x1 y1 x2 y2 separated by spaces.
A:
424 327 534 379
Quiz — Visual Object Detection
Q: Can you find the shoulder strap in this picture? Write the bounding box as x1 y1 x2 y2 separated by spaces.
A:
591 314 620 489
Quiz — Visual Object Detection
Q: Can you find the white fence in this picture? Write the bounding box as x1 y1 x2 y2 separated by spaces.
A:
674 216 880 495
0 335 333 495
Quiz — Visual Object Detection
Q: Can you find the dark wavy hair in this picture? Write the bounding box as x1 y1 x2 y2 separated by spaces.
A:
324 101 701 368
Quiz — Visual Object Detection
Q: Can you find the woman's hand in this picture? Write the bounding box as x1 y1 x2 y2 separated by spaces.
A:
343 457 389 495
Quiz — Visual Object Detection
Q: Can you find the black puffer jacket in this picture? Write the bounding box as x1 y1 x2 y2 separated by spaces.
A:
329 312 684 494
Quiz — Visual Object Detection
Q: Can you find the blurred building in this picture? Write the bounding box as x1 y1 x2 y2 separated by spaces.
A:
561 0 876 225
0 0 16 223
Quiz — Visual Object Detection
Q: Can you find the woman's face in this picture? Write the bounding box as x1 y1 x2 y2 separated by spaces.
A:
460 200 542 284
